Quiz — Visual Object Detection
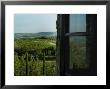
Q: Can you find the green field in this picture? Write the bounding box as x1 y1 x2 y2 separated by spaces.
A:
14 35 56 76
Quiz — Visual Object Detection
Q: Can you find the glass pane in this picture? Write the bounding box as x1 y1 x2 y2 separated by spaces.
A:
69 36 89 70
69 14 86 32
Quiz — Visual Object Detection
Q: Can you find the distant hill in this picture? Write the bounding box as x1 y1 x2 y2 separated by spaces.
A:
36 32 57 37
14 32 57 39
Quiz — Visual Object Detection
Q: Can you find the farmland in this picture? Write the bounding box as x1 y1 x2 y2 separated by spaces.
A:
14 32 57 76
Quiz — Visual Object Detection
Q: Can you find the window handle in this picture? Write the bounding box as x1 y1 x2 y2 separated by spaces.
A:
65 32 88 37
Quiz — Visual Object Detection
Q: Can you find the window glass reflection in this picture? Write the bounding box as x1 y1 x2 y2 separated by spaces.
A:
69 36 89 69
70 14 86 32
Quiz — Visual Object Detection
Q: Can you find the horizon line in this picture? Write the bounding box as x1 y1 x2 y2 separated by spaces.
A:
14 31 57 33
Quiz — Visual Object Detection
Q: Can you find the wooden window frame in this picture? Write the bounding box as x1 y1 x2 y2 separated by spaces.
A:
58 14 97 76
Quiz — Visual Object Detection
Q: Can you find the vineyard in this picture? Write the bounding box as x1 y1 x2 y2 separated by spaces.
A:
14 35 56 76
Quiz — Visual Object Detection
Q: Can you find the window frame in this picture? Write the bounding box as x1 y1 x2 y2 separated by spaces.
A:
58 14 97 76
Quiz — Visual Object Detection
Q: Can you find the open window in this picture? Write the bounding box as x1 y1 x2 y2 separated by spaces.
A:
56 14 97 76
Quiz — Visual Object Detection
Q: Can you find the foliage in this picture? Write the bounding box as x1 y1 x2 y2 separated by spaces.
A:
69 37 89 69
14 37 56 76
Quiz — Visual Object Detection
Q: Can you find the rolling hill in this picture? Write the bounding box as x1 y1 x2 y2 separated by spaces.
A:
14 32 57 39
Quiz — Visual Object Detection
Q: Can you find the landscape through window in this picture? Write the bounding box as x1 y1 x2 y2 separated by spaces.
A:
69 14 89 70
14 14 57 76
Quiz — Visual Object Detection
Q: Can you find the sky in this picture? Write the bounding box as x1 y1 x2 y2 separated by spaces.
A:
14 14 57 33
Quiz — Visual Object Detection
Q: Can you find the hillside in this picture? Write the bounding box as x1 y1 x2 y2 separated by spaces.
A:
14 32 57 39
